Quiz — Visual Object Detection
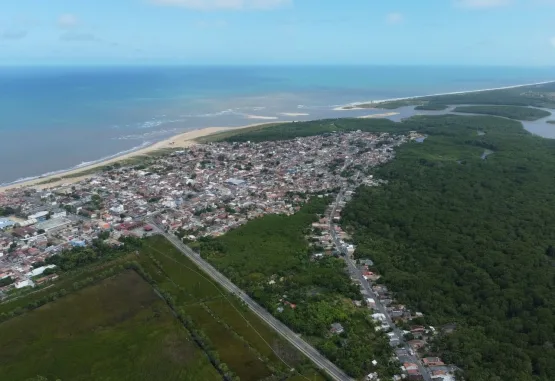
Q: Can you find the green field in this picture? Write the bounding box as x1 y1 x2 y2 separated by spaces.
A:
0 270 220 381
453 105 551 121
137 236 321 381
0 236 326 381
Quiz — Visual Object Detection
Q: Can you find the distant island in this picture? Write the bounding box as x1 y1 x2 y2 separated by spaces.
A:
342 81 555 110
453 105 551 121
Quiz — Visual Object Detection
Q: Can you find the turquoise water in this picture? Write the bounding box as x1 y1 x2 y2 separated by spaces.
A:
0 65 553 184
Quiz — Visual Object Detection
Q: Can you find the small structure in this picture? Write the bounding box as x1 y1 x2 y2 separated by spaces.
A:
0 218 15 230
15 279 35 289
330 322 345 335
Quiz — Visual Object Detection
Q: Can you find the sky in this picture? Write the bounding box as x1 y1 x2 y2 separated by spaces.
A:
0 0 554 66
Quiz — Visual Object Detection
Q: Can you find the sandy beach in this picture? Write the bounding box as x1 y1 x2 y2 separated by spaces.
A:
0 123 276 193
358 112 399 119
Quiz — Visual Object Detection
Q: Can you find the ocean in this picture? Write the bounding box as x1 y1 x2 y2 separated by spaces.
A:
0 65 553 185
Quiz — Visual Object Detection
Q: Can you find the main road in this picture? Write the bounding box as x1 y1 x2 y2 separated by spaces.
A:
328 175 432 381
150 221 354 381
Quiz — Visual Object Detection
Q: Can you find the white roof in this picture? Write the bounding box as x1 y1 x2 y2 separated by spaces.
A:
26 265 56 277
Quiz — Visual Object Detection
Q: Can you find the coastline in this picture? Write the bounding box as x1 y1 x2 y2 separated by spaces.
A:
2 79 554 193
0 122 277 193
333 80 555 110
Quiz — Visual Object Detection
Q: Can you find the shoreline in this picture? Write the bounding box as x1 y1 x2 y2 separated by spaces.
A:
0 122 278 193
333 80 555 110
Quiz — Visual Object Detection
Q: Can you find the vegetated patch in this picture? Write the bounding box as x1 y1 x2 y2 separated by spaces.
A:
0 270 220 381
341 115 555 380
138 235 319 381
453 105 551 121
414 104 448 111
196 198 398 379
547 120 555 124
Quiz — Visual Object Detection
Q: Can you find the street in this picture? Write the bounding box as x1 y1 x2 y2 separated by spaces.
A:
328 176 432 381
150 221 354 381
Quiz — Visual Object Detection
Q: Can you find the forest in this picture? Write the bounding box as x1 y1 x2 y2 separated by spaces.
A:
339 115 555 381
453 105 551 121
196 197 399 378
414 104 448 111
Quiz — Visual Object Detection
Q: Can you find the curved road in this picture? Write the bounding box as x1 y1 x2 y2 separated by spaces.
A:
153 225 353 381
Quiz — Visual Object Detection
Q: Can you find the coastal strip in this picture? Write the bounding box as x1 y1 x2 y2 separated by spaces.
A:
357 112 400 119
333 80 555 110
0 122 279 193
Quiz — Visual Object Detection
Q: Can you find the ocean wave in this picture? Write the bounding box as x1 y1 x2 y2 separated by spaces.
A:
0 141 153 188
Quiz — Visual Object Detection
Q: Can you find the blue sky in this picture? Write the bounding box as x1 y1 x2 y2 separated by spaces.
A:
1 0 554 65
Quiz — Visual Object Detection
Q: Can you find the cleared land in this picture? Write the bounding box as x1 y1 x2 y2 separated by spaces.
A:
0 270 220 381
453 105 551 121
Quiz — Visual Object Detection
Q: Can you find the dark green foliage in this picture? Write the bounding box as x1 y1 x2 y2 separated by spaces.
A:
207 118 397 143
341 115 555 381
45 236 141 271
414 104 448 111
453 105 551 121
0 277 15 287
200 198 398 378
547 120 555 124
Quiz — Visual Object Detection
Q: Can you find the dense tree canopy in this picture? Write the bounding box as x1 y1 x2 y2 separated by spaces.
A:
341 115 555 381
198 198 398 378
453 105 551 121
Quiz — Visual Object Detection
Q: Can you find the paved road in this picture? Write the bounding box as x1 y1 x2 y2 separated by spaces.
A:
151 222 354 381
328 179 432 381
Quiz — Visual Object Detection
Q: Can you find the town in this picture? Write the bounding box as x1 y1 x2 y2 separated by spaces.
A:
0 129 456 381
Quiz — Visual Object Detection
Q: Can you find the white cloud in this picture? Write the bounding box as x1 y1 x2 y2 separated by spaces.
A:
150 0 291 10
58 14 78 29
386 12 404 24
455 0 512 9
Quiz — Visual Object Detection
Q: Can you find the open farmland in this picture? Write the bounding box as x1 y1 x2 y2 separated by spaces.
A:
138 235 324 381
0 270 220 381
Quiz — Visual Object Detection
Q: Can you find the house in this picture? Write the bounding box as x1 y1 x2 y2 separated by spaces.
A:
423 357 445 367
0 218 15 230
330 322 345 335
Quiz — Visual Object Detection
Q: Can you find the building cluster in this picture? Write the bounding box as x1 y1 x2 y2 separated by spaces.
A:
0 130 409 298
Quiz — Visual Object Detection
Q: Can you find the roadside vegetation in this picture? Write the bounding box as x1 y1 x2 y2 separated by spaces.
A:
453 105 551 121
197 197 399 379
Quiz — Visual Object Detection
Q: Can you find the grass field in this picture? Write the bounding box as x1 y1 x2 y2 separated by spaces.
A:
0 235 326 381
138 236 323 381
0 270 220 381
